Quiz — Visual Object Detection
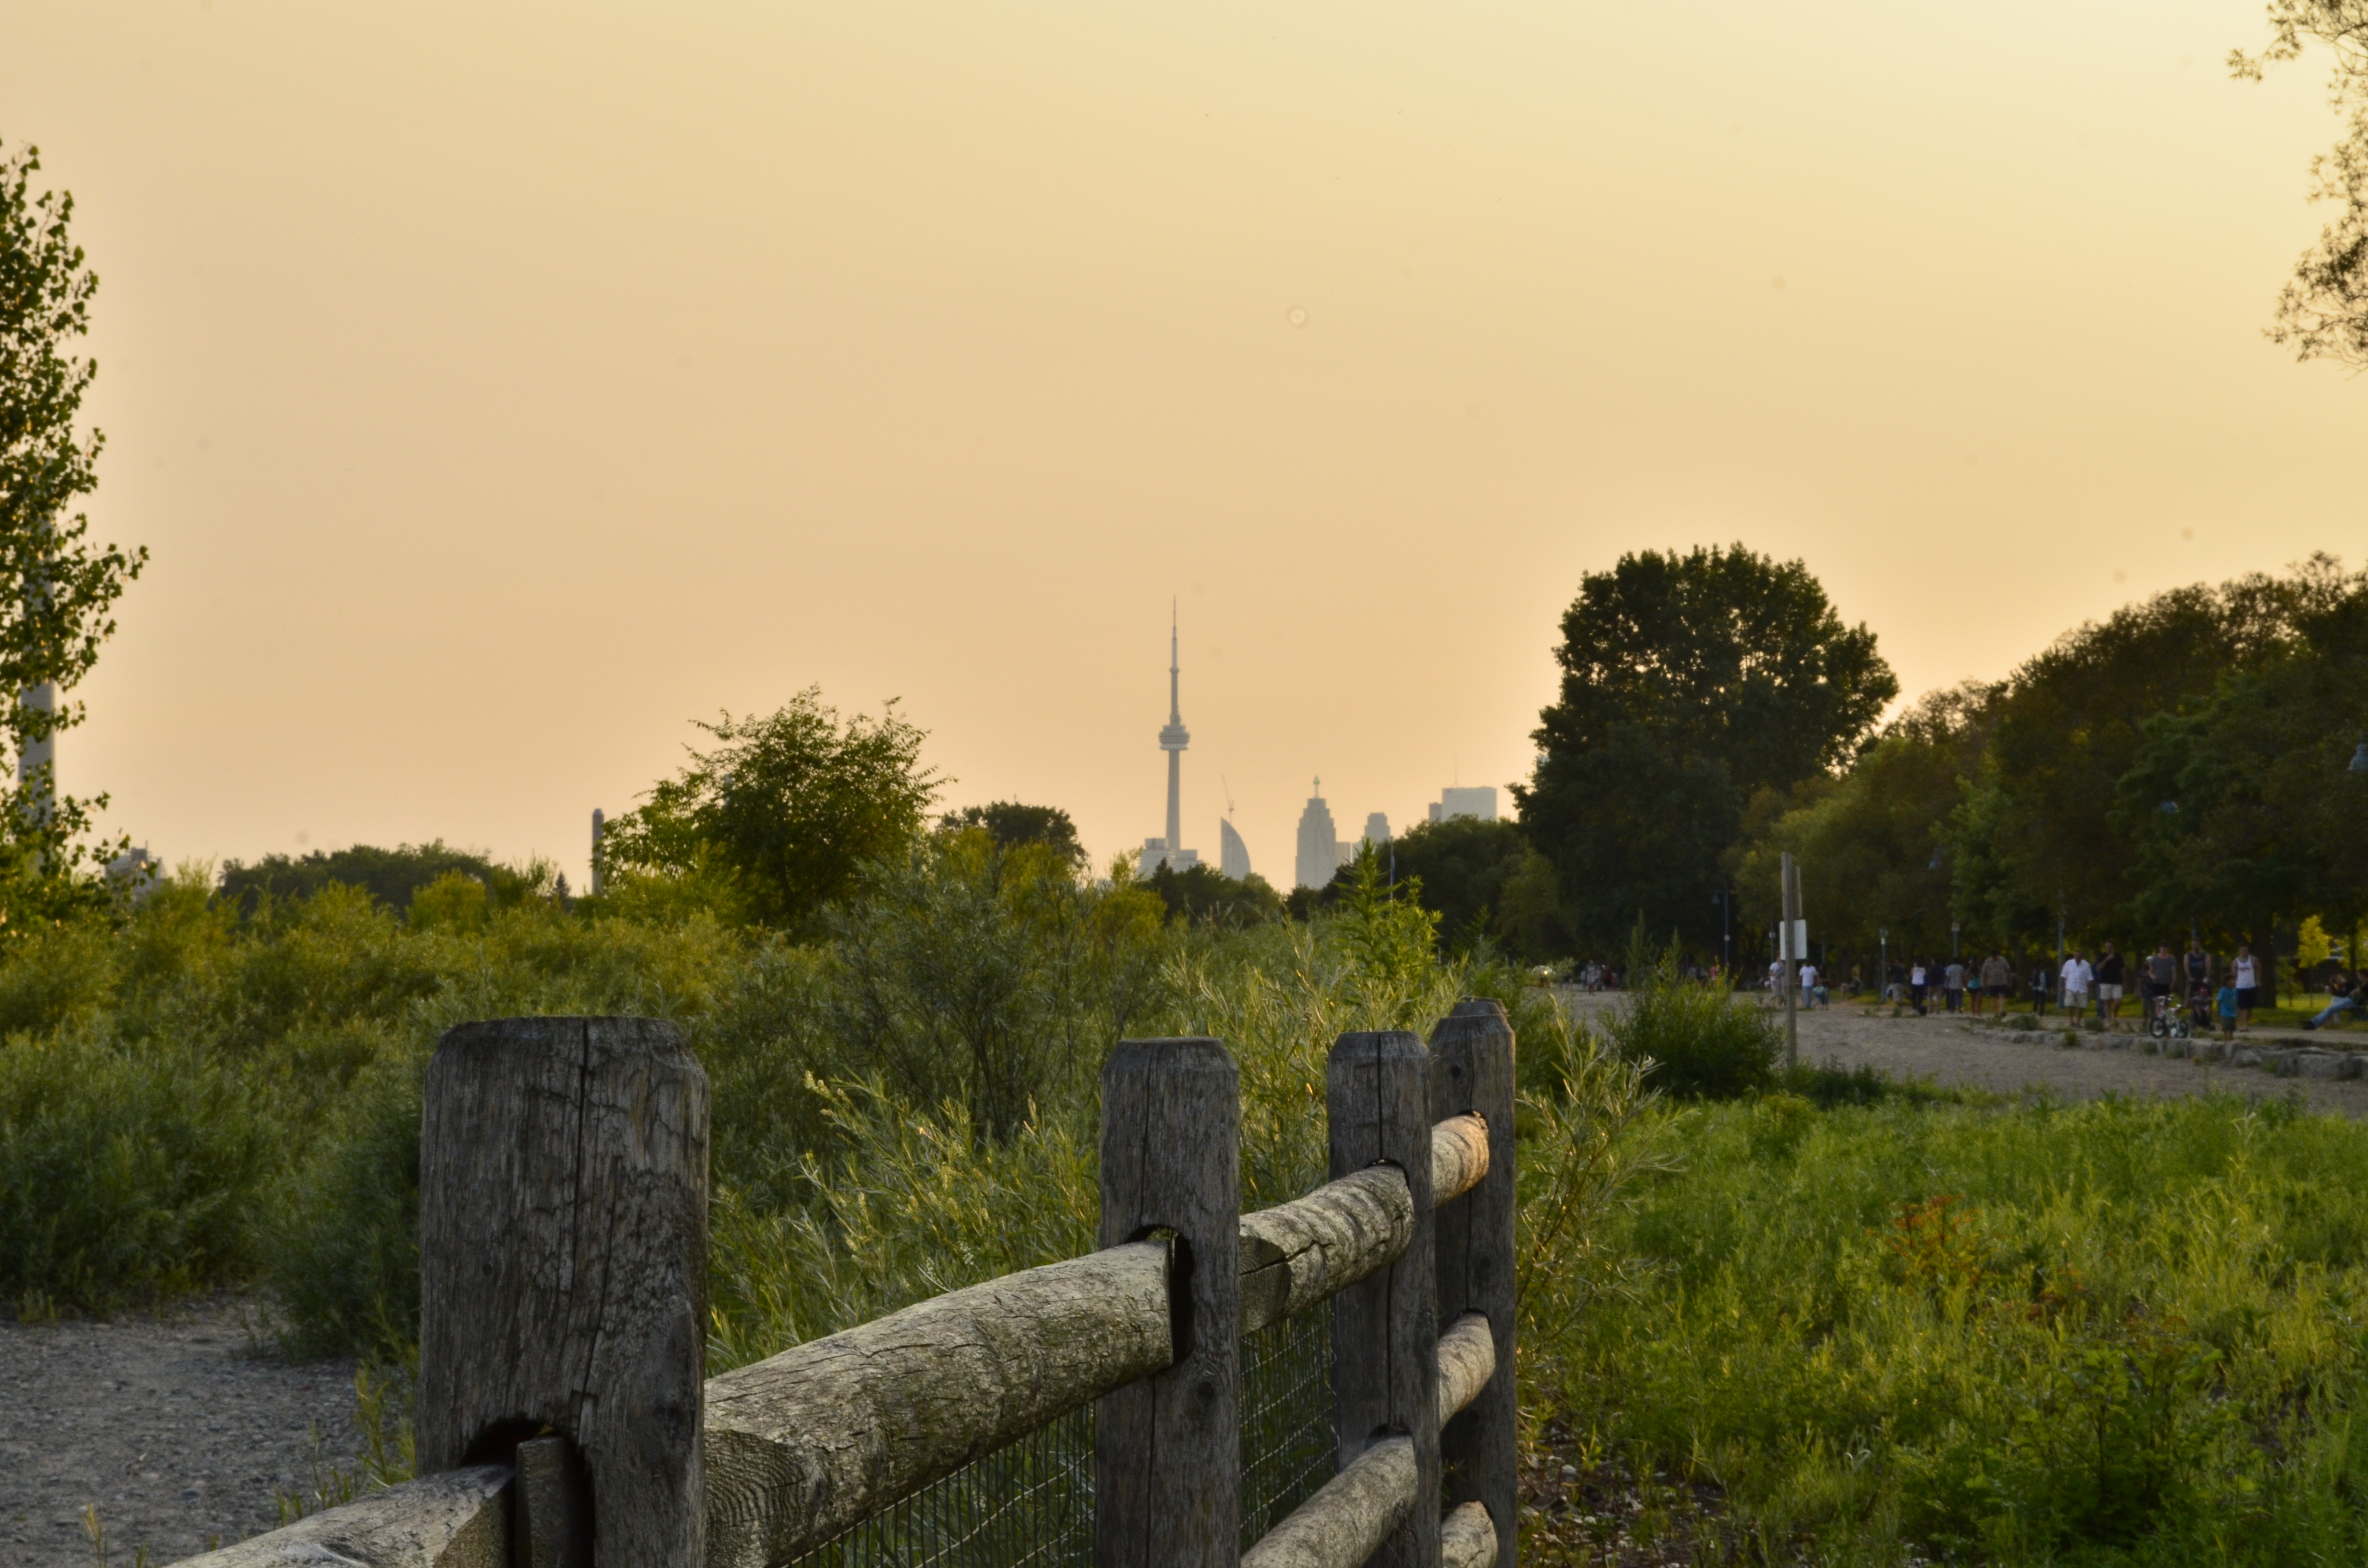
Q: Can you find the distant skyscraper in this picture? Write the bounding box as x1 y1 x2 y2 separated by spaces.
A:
1219 817 1252 880
1294 780 1339 890
1146 605 1196 872
1363 812 1391 845
1428 786 1499 824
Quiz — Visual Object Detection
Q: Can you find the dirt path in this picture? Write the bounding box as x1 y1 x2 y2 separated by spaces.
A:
1565 990 2368 1117
0 1298 361 1568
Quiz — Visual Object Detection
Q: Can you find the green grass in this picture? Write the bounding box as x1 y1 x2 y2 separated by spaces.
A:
1536 1090 2368 1565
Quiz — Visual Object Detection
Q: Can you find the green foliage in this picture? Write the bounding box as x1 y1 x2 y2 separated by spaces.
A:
2231 2 2368 368
825 830 1168 1144
1141 861 1284 929
598 690 940 932
218 841 518 918
0 1028 276 1314
1728 686 1993 958
938 802 1085 865
1598 926 1780 1100
0 139 148 883
1386 816 1569 961
1519 543 1896 952
1549 1093 2368 1562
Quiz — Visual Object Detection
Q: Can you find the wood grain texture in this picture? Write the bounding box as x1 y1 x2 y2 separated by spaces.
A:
418 1017 710 1568
1429 1001 1517 1568
170 1467 513 1568
1237 1437 1416 1568
1329 1030 1439 1568
705 1241 1172 1568
1096 1038 1242 1568
1428 1116 1490 1208
1439 1504 1496 1568
1237 1166 1413 1335
1433 1314 1495 1424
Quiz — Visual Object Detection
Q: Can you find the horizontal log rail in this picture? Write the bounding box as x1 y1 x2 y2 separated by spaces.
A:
705 1240 1173 1568
176 1465 512 1568
1434 1312 1495 1425
1234 1318 1501 1568
1429 1114 1490 1207
175 1105 1495 1568
1439 1502 1498 1568
1238 1436 1415 1568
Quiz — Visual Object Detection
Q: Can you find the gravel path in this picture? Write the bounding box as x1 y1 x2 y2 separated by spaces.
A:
1567 990 2368 1116
0 1298 361 1568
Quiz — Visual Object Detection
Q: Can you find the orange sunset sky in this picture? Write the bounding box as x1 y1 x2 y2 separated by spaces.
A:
4 0 2362 887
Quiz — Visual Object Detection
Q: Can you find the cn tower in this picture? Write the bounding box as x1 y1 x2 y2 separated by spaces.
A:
1158 602 1189 866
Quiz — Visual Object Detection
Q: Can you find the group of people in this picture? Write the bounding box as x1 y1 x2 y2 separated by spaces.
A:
1877 938 2301 1039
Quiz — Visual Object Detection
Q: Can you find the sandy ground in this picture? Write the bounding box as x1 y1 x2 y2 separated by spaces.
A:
0 1298 361 1568
1565 989 2368 1117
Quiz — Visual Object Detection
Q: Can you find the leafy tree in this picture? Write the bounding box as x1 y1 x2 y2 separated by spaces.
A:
599 690 939 932
218 841 517 917
1955 566 2331 941
1142 861 1284 928
1387 815 1570 962
2232 3 2368 366
0 141 147 895
826 828 1167 1142
2112 572 2368 993
1517 544 1895 952
939 801 1084 866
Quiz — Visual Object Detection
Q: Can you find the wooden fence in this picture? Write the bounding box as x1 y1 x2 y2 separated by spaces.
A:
171 1002 1517 1568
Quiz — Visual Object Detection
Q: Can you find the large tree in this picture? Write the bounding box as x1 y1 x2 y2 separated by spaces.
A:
1949 566 2331 942
1516 544 1895 952
599 689 940 932
0 141 146 883
2232 2 2368 367
2111 568 2368 993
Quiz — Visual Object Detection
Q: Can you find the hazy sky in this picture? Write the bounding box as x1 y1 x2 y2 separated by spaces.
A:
4 0 2361 888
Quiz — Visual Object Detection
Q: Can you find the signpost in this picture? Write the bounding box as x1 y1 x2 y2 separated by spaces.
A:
1779 853 1803 1071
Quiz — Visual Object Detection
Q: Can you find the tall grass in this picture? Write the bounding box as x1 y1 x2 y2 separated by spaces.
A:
1546 1090 2368 1564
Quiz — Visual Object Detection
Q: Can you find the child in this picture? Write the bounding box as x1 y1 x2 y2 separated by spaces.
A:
2216 978 2240 1042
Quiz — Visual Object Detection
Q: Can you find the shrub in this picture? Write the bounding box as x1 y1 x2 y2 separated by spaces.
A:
1600 929 1780 1098
0 1029 276 1314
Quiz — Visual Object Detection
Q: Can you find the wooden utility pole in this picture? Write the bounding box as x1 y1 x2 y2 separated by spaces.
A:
1781 853 1802 1070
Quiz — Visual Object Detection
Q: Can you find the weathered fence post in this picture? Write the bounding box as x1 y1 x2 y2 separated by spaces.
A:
1097 1037 1243 1568
418 1017 710 1568
1430 1002 1517 1568
1329 1031 1438 1568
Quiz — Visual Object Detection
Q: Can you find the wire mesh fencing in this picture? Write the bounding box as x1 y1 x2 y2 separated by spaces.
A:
780 1311 1336 1568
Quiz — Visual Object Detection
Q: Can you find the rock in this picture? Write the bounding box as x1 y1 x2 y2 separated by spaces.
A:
2230 1047 2263 1068
2294 1050 2345 1079
2195 1042 2227 1064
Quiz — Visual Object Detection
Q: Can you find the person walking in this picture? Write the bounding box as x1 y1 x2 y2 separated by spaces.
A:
2095 942 2126 1026
2216 975 2241 1043
1799 960 1820 1009
2060 949 2093 1020
2031 961 2052 1017
2232 943 2262 1030
1980 949 2014 1016
2145 943 2179 1030
1965 958 1983 1014
1944 957 1966 1013
1909 959 1929 1016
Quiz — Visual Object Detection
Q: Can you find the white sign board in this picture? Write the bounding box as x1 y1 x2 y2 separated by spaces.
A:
1778 919 1809 960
